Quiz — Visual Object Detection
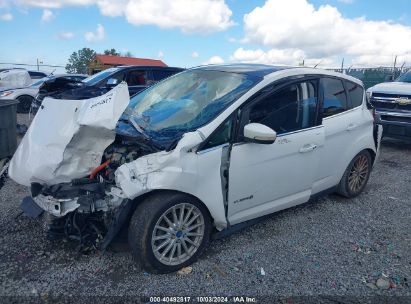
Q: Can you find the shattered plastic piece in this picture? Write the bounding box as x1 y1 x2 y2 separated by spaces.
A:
260 267 266 276
177 266 193 275
376 278 390 289
8 83 129 186
366 282 378 290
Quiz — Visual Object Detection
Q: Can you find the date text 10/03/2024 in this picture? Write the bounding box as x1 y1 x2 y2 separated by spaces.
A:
147 296 257 303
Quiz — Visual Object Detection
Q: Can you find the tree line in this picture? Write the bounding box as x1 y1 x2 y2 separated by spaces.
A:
66 48 133 74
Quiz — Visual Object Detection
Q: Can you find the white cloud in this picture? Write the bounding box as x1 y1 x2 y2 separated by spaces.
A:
158 50 164 58
0 12 12 21
84 23 105 42
14 0 95 8
125 0 234 33
58 31 75 40
191 51 199 58
41 9 54 22
9 0 234 33
230 47 338 67
242 0 411 66
203 56 224 65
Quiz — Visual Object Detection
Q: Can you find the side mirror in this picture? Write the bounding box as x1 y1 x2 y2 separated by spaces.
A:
106 78 118 87
243 123 277 144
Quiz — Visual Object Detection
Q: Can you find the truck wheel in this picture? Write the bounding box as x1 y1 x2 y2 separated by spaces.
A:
16 95 34 113
128 192 211 273
337 150 372 198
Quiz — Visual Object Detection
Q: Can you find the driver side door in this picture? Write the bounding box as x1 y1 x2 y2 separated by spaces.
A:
227 78 324 225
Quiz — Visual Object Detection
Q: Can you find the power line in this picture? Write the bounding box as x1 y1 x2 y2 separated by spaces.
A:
0 62 65 68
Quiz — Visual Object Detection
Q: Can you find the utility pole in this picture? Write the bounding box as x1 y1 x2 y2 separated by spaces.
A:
36 58 43 71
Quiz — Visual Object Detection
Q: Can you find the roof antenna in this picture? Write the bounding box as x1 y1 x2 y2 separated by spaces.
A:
314 60 323 68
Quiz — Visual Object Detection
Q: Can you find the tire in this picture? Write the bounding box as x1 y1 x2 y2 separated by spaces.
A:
128 192 212 273
337 150 372 198
16 95 34 113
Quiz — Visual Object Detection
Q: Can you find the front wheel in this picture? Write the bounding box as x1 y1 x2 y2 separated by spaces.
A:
337 150 372 198
128 192 211 273
16 95 34 113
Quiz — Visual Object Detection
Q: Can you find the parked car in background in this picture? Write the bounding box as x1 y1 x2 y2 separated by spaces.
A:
10 64 382 273
0 74 87 113
28 71 48 80
0 69 32 93
33 66 184 111
367 70 411 141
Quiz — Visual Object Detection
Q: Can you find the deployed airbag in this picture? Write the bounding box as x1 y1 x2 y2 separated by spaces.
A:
9 83 129 187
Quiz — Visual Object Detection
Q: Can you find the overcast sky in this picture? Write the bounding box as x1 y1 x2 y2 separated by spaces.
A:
1 0 410 73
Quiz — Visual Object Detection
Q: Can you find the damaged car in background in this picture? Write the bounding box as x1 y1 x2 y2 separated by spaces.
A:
9 64 382 273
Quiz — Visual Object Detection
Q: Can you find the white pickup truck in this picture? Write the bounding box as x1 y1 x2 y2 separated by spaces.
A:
367 70 411 141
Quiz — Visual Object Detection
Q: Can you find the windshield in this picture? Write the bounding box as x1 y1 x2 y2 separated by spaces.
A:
127 69 260 138
82 68 119 86
30 79 46 87
396 72 411 83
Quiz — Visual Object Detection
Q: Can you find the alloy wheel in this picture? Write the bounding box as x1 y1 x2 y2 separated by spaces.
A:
348 155 369 193
151 203 205 266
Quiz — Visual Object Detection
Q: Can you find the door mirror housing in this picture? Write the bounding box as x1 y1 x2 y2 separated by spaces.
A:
106 78 119 87
243 123 277 144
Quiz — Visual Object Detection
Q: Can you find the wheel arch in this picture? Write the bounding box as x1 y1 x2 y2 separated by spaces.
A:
118 189 215 238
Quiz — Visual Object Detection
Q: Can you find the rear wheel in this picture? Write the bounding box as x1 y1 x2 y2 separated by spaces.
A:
337 150 372 198
16 95 34 113
128 192 211 273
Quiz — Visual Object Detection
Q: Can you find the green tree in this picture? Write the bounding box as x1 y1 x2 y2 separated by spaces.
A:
66 47 96 74
123 51 133 57
104 48 120 56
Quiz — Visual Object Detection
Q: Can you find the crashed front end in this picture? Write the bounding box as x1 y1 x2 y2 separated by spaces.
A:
8 83 152 249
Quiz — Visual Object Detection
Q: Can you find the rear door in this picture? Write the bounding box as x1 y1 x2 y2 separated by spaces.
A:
312 77 364 193
227 78 324 225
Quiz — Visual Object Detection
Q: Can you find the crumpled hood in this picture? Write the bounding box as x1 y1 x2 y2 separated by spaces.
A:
9 83 130 187
368 82 411 95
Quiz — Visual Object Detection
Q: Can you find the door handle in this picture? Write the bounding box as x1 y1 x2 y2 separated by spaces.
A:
299 144 317 153
346 123 357 131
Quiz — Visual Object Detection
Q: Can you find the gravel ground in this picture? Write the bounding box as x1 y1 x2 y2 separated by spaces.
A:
0 116 410 303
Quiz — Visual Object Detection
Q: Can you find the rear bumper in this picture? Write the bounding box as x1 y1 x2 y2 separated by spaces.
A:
376 111 411 140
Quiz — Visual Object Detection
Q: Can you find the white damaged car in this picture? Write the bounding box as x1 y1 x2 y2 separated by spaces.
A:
9 64 382 273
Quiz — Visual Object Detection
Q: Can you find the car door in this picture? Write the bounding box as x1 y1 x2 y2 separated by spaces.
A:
126 70 151 96
227 78 324 225
312 77 361 193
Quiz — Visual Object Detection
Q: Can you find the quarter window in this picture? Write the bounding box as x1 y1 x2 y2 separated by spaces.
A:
248 81 318 135
321 78 348 117
202 118 233 150
345 80 364 108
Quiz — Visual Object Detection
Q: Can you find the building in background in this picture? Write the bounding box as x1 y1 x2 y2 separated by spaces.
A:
88 55 167 75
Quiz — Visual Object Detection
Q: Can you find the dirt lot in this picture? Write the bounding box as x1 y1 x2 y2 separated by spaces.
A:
0 116 410 303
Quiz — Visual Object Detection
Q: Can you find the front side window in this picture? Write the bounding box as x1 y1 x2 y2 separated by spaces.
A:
345 80 364 108
322 78 348 117
127 70 148 86
247 81 318 135
127 70 260 139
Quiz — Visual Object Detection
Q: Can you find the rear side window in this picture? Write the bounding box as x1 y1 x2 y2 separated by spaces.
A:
321 78 348 117
345 80 364 108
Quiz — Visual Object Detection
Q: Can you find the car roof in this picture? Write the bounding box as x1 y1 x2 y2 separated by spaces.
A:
193 64 292 77
193 64 362 85
115 65 184 71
